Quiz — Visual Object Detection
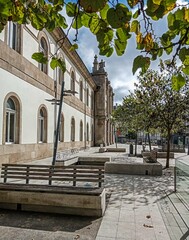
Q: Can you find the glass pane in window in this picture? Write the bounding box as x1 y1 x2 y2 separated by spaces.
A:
40 119 44 142
9 113 15 142
6 98 15 110
6 112 9 142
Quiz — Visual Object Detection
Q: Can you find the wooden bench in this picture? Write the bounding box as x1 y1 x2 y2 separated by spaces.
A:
0 164 106 216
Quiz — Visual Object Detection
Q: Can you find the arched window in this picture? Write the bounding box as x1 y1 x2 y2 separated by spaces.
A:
79 80 83 101
7 22 21 53
91 91 94 110
70 71 75 95
59 114 64 142
5 97 20 143
71 117 75 141
86 123 89 141
58 67 64 85
39 37 48 74
86 88 89 106
38 107 47 143
80 120 83 141
91 124 94 142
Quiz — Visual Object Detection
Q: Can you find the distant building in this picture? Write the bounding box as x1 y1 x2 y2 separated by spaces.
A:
0 23 114 164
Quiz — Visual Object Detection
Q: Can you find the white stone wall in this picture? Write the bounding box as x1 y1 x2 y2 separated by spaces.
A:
0 69 55 144
0 24 95 151
0 29 4 41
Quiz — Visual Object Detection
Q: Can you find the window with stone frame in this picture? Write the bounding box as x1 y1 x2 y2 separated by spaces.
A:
7 22 21 53
71 117 75 141
80 120 83 141
5 97 19 143
70 71 75 95
86 123 89 141
58 67 64 85
59 114 64 142
79 80 83 101
38 107 47 143
91 124 94 142
39 37 48 74
91 91 94 110
86 88 89 106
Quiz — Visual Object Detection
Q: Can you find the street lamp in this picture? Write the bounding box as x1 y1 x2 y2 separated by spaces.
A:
46 81 77 165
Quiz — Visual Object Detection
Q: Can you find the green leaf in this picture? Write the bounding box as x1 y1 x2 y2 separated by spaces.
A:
66 2 77 17
81 13 91 27
130 20 139 34
32 52 48 64
56 15 68 29
182 66 189 75
114 39 127 56
107 4 131 29
127 0 139 8
133 9 140 19
106 47 114 57
100 4 109 19
172 74 186 91
89 15 101 34
69 43 78 51
50 57 66 72
179 47 189 62
0 0 12 17
132 56 150 74
79 0 107 13
72 14 83 29
165 46 173 55
116 28 131 42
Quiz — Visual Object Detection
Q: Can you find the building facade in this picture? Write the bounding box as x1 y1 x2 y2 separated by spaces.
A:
0 23 114 165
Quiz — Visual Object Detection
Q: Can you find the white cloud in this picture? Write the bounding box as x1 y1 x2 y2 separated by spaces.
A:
63 2 183 105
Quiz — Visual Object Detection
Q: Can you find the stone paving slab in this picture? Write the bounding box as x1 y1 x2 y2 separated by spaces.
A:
96 165 189 240
0 226 92 240
0 144 189 240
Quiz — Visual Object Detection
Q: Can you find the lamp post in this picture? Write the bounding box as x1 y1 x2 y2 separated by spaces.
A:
46 81 77 165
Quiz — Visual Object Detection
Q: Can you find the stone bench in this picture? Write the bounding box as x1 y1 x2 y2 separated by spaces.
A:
0 164 106 216
78 157 111 165
142 151 174 158
105 162 162 176
99 147 126 153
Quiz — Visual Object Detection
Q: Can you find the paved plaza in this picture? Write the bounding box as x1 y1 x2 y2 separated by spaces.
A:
0 144 188 240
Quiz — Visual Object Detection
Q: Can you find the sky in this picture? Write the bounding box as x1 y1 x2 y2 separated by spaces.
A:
64 0 188 105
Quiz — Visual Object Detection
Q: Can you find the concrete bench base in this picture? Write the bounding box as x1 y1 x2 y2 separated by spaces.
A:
78 157 111 165
0 185 106 217
99 148 126 153
105 162 162 176
142 151 174 158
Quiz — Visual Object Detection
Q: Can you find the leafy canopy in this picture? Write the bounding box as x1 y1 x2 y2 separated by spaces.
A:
0 0 189 74
113 62 189 167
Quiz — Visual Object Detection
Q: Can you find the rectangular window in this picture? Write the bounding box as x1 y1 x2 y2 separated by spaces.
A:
6 112 15 143
8 22 17 50
9 113 15 142
40 119 44 142
5 113 9 142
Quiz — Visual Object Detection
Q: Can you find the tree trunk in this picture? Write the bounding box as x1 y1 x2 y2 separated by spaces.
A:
166 130 171 168
148 132 151 151
135 133 138 156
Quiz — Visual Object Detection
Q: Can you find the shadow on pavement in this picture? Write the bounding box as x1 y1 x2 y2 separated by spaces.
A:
0 209 102 238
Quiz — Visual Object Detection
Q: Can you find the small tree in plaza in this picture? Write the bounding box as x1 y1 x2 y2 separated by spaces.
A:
113 62 189 168
134 63 189 168
113 93 149 155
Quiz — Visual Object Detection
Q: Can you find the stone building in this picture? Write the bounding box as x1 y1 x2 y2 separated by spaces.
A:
0 23 114 165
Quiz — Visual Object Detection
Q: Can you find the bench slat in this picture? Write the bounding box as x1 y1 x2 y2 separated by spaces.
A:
1 164 104 188
2 164 104 169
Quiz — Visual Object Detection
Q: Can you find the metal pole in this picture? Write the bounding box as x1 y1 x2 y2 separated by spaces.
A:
52 81 65 165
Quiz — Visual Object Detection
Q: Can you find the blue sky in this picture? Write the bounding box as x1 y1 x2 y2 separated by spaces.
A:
63 0 188 104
